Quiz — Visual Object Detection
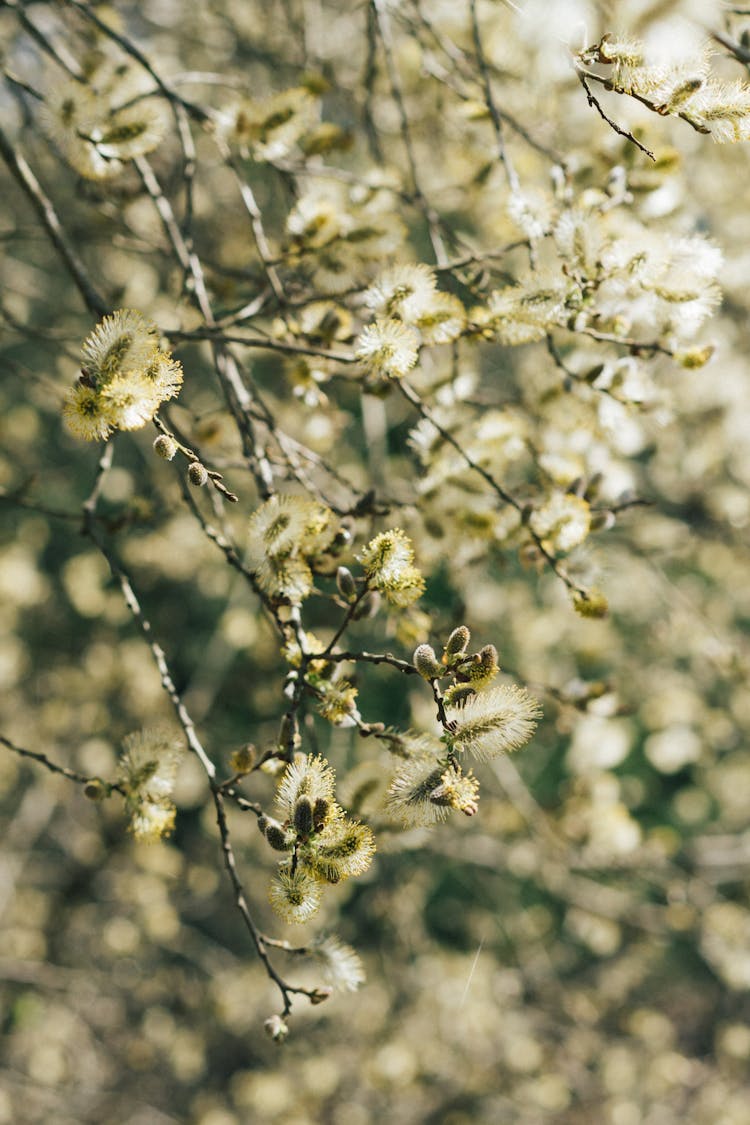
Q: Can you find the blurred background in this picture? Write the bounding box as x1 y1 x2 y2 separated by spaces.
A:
1 1 750 1122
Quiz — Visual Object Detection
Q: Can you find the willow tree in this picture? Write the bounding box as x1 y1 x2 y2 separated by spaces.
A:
2 1 750 1120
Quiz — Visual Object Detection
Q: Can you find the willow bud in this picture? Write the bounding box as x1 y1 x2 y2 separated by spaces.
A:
572 588 609 618
293 795 314 836
336 566 357 602
309 987 333 1005
312 796 330 831
413 643 443 680
352 590 380 620
590 510 616 532
444 626 470 663
265 822 290 851
84 778 109 801
264 1015 289 1043
188 461 209 487
443 684 477 707
466 644 499 686
278 715 301 753
153 434 177 461
230 744 256 774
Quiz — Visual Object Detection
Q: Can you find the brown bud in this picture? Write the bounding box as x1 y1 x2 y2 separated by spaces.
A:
413 644 443 680
264 1015 289 1042
590 510 616 532
278 715 301 753
444 626 470 661
230 744 256 774
444 684 477 708
309 987 333 1005
336 566 357 602
293 795 314 836
265 823 290 851
84 778 109 801
352 590 380 620
153 434 177 461
312 796 330 832
188 461 209 487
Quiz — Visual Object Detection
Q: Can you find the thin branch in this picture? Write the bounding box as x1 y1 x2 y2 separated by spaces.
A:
0 124 109 317
469 0 521 193
575 69 656 161
0 733 124 793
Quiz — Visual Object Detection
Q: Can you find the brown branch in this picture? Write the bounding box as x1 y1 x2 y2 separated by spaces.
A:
0 733 124 794
0 124 109 316
575 69 656 161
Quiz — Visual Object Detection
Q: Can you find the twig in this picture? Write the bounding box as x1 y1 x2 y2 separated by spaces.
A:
469 0 520 193
0 124 109 317
0 733 123 793
575 69 656 161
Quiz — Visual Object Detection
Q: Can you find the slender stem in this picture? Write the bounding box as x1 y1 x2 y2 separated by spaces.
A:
0 124 108 317
0 734 124 794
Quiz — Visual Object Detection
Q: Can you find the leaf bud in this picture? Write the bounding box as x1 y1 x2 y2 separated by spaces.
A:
413 643 443 680
443 683 477 707
312 796 331 831
309 987 333 1005
467 644 499 684
572 588 609 619
264 1015 289 1043
590 510 616 532
188 461 209 487
674 345 714 369
358 721 385 737
293 795 314 836
352 590 380 620
153 434 177 460
664 77 703 113
278 715 301 754
443 626 470 663
265 822 291 851
336 566 357 602
583 473 603 502
230 744 256 774
83 778 109 801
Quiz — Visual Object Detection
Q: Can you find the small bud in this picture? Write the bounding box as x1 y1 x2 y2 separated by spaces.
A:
84 778 109 801
413 643 443 680
466 644 499 686
188 461 209 487
257 814 270 836
443 626 470 664
293 795 314 836
336 566 357 602
352 590 380 620
572 588 609 619
265 822 291 851
331 526 352 552
278 715 301 754
260 755 286 777
264 1015 289 1043
443 684 477 707
358 721 385 738
230 744 256 774
309 987 333 1005
583 473 603 502
312 796 331 831
674 345 714 369
590 510 616 532
664 78 702 113
153 434 177 460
